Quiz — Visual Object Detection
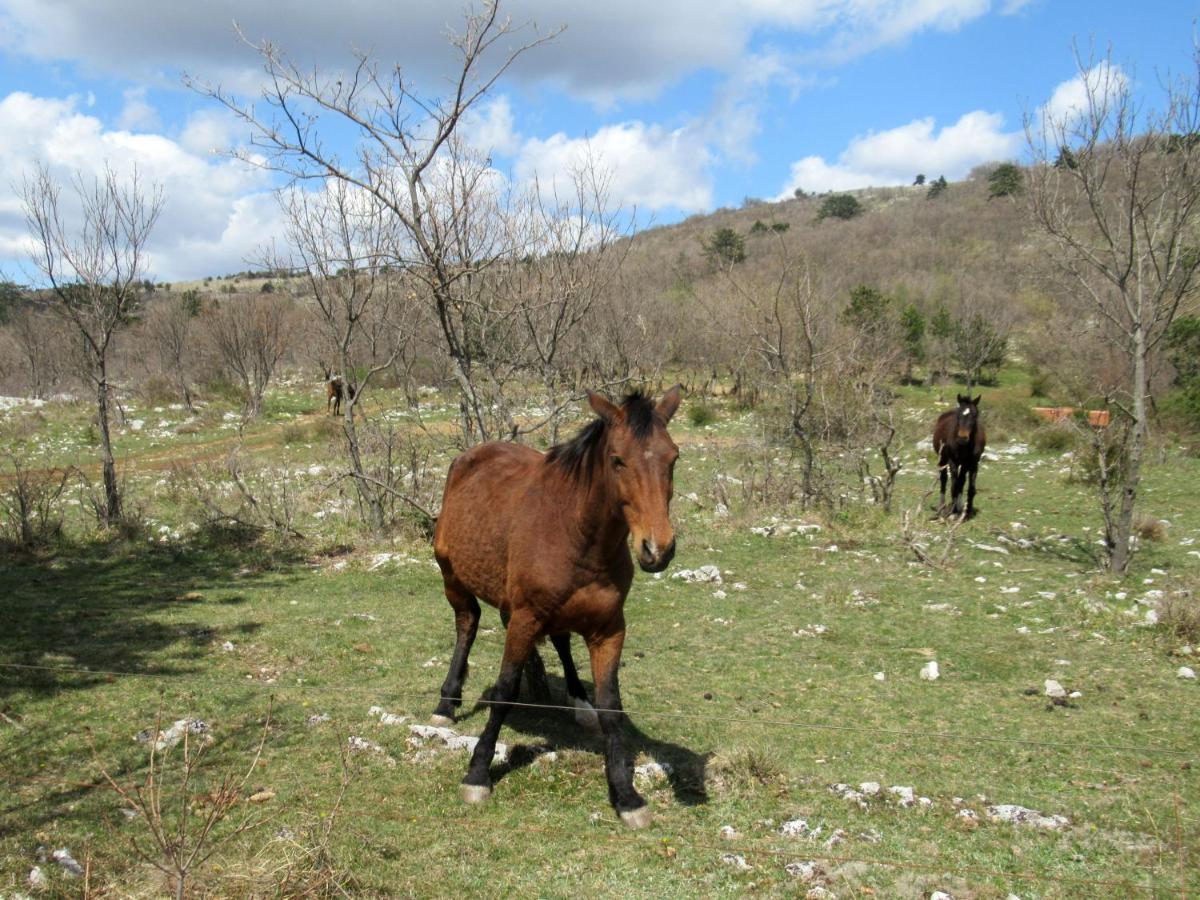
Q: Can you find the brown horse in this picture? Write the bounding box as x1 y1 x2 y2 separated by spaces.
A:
431 387 681 827
933 393 986 518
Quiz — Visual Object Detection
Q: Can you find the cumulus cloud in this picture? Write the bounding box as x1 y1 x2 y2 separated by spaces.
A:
775 109 1020 196
0 91 282 281
514 122 714 213
0 0 1006 104
1041 61 1128 126
462 96 522 158
116 87 159 131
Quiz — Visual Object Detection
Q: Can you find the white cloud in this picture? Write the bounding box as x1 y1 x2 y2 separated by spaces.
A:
1041 61 1128 126
462 96 521 158
0 1 1006 105
515 122 714 213
776 109 1019 196
0 91 283 281
116 87 159 131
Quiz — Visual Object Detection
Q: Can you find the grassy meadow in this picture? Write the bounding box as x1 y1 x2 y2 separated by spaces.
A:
0 372 1197 898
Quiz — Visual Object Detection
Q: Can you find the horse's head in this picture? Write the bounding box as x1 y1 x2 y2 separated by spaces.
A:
588 386 682 573
955 394 981 441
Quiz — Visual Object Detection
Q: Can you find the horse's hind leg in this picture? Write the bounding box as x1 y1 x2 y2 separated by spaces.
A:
432 580 480 725
951 465 967 517
966 464 978 519
501 608 551 702
586 622 649 828
550 633 600 733
461 609 540 803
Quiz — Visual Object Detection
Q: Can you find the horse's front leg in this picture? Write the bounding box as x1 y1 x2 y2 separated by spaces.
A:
966 463 978 519
461 609 540 803
587 620 648 828
950 462 967 516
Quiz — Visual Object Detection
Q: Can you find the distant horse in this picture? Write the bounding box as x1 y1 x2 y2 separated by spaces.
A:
431 387 682 828
933 393 986 518
322 366 347 416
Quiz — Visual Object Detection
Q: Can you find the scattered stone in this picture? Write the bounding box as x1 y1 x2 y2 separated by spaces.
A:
407 724 508 763
671 565 723 584
248 788 276 803
712 589 727 599
720 852 752 872
784 860 820 882
307 713 331 726
347 735 396 766
719 825 741 840
368 706 408 726
873 672 886 681
221 641 235 652
26 866 47 890
805 887 835 899
136 718 210 752
793 624 828 638
51 848 83 877
633 760 673 785
779 818 810 837
1178 666 1196 680
1044 680 1066 698
888 785 915 807
857 828 882 843
920 661 940 681
823 829 847 848
957 809 979 824
986 804 1070 830
829 783 867 808
930 891 954 900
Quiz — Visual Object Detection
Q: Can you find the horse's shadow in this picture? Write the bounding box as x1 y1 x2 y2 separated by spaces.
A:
457 673 709 808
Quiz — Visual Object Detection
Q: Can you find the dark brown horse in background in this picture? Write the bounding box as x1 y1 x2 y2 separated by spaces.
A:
431 387 682 828
933 393 986 518
322 365 350 416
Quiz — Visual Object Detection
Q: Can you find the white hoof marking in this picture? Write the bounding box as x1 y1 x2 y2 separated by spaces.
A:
572 697 601 733
461 784 492 804
620 806 653 829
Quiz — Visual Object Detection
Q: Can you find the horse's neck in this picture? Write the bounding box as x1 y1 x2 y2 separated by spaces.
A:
559 464 628 556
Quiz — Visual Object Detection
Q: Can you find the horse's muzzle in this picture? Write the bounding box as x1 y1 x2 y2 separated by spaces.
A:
638 538 676 573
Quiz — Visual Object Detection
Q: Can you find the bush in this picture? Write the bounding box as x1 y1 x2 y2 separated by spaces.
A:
688 403 718 427
816 193 862 221
1031 424 1076 453
987 162 1024 198
0 460 69 548
1156 589 1200 643
1134 515 1167 542
1029 370 1053 398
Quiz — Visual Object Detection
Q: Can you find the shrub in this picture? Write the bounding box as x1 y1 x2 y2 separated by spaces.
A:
1134 515 1167 542
1156 589 1200 643
1029 370 1053 398
1031 424 1076 453
987 162 1024 198
816 193 862 221
687 403 717 427
702 228 746 266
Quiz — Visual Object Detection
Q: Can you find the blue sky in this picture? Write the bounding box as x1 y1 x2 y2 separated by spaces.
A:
0 0 1195 280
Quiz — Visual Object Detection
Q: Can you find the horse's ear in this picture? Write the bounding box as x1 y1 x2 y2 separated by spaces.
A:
587 391 619 423
957 393 968 404
656 384 683 423
972 395 982 406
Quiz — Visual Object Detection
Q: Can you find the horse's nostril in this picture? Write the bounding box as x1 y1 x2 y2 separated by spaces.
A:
641 539 653 557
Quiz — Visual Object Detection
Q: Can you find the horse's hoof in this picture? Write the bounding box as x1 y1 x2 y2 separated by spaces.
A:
619 806 652 829
461 784 492 804
430 714 455 727
572 697 601 734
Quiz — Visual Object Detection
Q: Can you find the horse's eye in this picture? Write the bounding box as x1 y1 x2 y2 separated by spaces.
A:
611 455 626 469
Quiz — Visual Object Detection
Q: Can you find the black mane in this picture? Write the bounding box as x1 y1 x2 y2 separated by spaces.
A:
547 392 659 479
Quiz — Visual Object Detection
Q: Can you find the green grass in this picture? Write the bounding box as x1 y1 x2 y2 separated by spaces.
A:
1 379 1197 897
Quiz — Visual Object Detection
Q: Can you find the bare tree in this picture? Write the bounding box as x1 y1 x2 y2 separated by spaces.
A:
280 180 409 528
6 301 66 399
205 293 294 418
20 163 164 523
144 290 202 411
1025 46 1200 571
192 2 561 444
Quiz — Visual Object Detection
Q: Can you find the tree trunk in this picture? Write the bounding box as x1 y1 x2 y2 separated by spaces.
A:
95 360 121 523
1110 325 1148 573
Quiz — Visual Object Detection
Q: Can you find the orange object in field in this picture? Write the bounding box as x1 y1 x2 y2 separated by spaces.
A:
1032 406 1109 427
